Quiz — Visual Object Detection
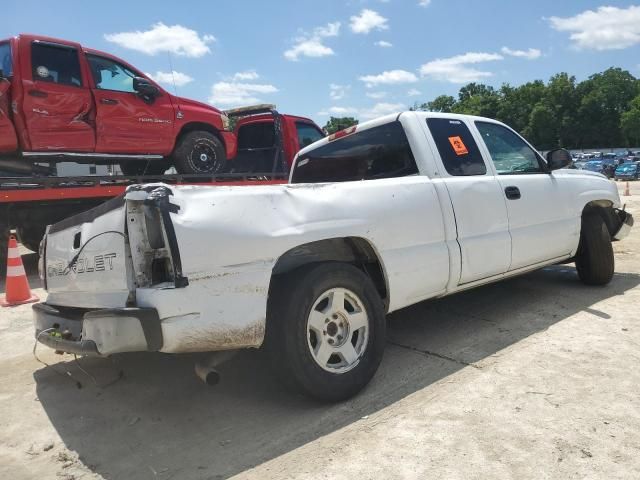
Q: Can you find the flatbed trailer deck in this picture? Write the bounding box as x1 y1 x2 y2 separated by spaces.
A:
0 173 287 268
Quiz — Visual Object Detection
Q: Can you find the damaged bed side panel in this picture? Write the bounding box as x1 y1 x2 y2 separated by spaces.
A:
133 178 450 353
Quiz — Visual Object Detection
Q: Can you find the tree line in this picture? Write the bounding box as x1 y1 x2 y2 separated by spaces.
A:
324 68 640 149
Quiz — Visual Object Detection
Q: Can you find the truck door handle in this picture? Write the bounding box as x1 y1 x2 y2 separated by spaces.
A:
100 98 118 105
28 89 47 98
505 186 521 200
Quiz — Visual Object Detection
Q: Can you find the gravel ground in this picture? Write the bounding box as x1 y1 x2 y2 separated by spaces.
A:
1 182 639 480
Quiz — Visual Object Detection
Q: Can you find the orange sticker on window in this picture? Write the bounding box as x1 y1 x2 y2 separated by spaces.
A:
448 136 469 156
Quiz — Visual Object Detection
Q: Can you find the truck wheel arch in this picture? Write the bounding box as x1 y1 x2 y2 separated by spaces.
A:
173 122 224 154
270 237 389 310
581 200 619 237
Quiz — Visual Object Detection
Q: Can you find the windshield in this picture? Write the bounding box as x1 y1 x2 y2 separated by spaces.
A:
0 42 12 77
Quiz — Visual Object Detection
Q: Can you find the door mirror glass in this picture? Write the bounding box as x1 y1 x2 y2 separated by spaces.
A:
546 149 572 171
133 77 159 97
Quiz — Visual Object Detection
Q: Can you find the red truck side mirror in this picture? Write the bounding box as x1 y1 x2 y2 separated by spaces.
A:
133 77 160 100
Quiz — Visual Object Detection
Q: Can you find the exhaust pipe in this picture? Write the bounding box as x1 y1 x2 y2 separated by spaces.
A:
194 351 237 386
195 362 220 386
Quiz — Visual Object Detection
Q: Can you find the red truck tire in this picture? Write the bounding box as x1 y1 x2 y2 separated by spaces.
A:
172 131 226 174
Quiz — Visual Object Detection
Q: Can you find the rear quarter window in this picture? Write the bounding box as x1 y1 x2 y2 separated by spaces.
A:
426 118 486 176
291 121 418 183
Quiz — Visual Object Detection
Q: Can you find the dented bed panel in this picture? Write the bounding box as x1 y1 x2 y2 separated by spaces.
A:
131 177 450 352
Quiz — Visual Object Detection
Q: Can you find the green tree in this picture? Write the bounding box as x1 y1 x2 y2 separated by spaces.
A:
413 95 457 112
453 83 500 118
621 95 640 146
524 103 557 150
576 68 639 147
323 116 358 135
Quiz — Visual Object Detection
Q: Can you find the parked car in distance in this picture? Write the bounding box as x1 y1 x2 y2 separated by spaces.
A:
615 162 640 180
34 111 633 401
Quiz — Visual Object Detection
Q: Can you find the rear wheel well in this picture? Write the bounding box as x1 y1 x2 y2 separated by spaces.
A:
270 238 388 309
581 201 618 237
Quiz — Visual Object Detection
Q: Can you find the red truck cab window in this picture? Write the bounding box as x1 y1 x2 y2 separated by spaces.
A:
0 42 12 77
295 121 324 149
31 42 82 87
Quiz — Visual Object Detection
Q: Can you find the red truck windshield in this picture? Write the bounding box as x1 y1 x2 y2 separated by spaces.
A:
0 42 12 77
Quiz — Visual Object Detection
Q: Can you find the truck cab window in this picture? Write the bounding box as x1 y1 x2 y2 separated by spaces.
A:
475 121 545 174
426 118 486 176
87 55 137 93
0 42 12 77
237 122 275 149
296 122 324 148
31 43 82 87
291 121 418 183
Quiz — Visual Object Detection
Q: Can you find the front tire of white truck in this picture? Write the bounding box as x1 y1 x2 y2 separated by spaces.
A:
266 263 386 402
575 213 615 286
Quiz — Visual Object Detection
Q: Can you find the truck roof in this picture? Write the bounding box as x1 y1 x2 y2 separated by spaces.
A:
296 111 505 158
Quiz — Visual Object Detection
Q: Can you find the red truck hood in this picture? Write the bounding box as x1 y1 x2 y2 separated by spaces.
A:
173 95 222 114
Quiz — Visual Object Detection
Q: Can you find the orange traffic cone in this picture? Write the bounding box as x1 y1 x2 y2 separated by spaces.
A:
1 235 38 307
624 181 631 197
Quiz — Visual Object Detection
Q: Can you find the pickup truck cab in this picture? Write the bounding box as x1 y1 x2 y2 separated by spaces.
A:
33 111 633 401
231 110 324 173
0 34 239 174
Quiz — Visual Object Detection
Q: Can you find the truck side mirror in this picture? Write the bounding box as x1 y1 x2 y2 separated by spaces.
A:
546 148 572 171
133 77 159 98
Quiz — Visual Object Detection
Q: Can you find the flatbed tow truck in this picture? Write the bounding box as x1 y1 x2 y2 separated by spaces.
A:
1 104 321 267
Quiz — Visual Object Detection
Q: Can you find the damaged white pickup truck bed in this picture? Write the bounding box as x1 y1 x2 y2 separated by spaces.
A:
34 112 633 401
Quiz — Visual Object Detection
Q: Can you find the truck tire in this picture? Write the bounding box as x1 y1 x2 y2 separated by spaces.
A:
266 263 386 402
172 131 226 174
119 161 168 176
575 214 615 286
16 226 44 253
0 224 8 278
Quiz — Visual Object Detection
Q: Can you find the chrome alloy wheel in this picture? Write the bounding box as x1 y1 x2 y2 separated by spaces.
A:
306 287 369 374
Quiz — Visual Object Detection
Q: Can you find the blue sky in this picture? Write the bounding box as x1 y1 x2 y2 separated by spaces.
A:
5 1 640 125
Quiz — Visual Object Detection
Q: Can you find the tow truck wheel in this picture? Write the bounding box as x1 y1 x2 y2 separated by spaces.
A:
575 214 615 286
266 263 386 402
173 131 226 175
119 161 169 176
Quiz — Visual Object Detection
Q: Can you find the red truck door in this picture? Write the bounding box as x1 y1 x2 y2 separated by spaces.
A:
21 40 95 151
86 54 175 154
0 42 17 153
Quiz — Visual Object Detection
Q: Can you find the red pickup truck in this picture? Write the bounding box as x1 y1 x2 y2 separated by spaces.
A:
0 34 323 176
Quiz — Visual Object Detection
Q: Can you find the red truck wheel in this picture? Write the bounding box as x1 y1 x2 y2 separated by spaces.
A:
173 131 226 174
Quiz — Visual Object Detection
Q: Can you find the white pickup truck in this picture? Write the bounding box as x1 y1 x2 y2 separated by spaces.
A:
34 112 633 401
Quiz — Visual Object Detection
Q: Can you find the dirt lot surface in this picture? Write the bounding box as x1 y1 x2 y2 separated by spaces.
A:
1 182 639 480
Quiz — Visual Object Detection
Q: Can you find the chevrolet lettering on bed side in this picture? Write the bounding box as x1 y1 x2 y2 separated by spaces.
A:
47 253 117 277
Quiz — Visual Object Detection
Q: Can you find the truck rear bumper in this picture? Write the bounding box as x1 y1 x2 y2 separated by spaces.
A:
33 303 163 356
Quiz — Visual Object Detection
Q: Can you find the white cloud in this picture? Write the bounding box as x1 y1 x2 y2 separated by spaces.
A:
360 102 405 120
232 71 259 81
284 22 341 61
549 6 640 51
330 83 350 101
146 71 193 87
350 9 389 34
407 88 422 96
359 69 418 87
418 0 432 7
319 103 405 120
209 81 278 107
419 52 503 83
105 23 215 58
501 46 542 60
375 40 393 48
366 91 387 99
